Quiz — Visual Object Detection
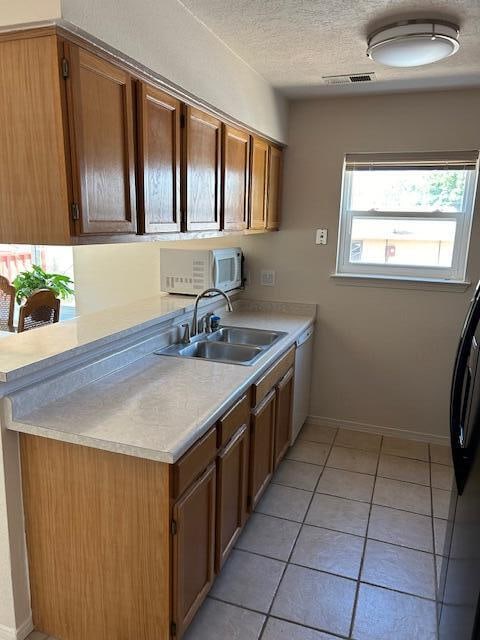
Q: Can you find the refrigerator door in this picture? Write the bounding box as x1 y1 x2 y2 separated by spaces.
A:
438 282 480 640
437 437 480 640
450 282 480 494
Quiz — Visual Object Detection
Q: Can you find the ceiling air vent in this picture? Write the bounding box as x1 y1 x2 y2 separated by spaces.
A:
323 72 376 85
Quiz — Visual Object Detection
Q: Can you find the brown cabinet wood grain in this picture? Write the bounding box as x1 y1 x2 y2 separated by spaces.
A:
137 82 181 233
185 106 222 231
216 423 249 572
273 366 294 468
266 145 283 231
0 29 285 245
172 462 216 638
223 124 250 231
0 35 72 244
66 44 137 235
20 435 171 640
249 388 276 509
249 137 269 230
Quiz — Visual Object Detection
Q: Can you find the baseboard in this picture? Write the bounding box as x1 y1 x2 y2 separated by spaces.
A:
307 415 450 446
0 615 33 640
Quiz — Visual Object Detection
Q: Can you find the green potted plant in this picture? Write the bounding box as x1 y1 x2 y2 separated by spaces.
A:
13 264 74 305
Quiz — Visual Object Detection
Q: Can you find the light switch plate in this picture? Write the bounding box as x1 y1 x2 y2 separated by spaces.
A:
260 270 275 286
316 229 328 245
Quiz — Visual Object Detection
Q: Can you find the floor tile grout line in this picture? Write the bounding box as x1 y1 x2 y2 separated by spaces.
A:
207 593 351 640
257 428 339 639
267 613 349 639
230 548 438 602
252 501 438 554
236 527 436 565
348 435 383 639
271 479 372 503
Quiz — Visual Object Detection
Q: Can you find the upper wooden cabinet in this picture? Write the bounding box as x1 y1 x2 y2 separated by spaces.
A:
0 28 284 245
137 83 181 233
66 44 137 236
0 35 72 245
266 145 283 231
249 137 269 230
185 106 222 231
222 125 250 231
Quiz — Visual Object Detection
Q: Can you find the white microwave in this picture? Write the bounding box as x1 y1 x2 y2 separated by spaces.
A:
160 248 243 295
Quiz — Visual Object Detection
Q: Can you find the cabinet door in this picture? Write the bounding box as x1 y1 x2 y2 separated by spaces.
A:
66 45 137 235
249 137 269 230
172 462 216 638
223 125 250 231
266 145 283 231
249 388 276 509
216 423 249 572
137 83 181 233
185 106 221 231
274 367 294 469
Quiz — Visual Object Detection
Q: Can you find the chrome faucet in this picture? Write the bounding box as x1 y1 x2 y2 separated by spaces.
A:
191 288 233 337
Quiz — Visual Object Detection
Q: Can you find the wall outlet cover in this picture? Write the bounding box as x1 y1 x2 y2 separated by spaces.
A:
316 229 328 245
260 270 275 286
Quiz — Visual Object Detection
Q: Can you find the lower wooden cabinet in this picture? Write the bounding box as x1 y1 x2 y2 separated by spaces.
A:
19 349 296 640
172 462 216 638
215 423 249 571
249 388 276 509
273 366 294 468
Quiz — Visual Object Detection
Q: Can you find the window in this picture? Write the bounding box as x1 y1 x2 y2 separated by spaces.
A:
0 245 75 320
336 151 479 282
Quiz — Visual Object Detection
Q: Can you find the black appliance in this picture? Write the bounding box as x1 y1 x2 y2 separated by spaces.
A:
438 281 480 639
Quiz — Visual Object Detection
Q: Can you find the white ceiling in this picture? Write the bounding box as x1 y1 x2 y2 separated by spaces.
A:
178 0 480 97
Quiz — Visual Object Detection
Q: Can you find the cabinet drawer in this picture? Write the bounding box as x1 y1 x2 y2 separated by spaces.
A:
217 393 250 448
252 346 295 406
173 428 217 499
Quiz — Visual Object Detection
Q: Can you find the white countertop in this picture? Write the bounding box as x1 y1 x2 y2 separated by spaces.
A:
0 292 215 382
6 310 315 463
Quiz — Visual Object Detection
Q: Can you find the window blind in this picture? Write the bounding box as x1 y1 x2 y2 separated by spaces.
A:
345 151 479 171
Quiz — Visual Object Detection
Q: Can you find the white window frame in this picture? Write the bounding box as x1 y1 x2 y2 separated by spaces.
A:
336 152 479 282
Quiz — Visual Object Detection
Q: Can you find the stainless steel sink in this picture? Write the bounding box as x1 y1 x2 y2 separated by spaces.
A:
181 341 262 364
208 326 286 347
156 325 286 365
158 339 264 365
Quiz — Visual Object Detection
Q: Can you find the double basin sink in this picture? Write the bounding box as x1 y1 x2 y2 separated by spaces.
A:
157 326 287 365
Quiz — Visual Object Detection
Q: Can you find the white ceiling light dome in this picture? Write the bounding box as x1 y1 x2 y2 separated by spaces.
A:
367 19 460 68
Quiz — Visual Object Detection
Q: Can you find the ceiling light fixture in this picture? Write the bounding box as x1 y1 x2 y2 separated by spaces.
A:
367 19 460 68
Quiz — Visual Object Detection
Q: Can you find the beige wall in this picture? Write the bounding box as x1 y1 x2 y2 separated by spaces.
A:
242 89 480 438
0 0 60 27
61 0 288 143
73 243 161 315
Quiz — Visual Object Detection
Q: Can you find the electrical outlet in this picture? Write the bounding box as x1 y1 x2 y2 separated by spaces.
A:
260 270 275 286
316 229 328 245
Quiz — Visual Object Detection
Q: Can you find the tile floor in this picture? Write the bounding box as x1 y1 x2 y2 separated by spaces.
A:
27 424 453 640
185 423 453 640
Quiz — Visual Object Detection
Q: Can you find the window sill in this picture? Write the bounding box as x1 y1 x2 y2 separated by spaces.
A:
331 273 472 292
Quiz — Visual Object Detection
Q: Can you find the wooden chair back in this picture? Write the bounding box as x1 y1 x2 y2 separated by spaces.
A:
18 289 60 333
0 275 15 331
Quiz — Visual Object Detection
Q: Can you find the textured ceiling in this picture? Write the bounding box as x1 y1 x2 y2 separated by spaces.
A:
178 0 480 97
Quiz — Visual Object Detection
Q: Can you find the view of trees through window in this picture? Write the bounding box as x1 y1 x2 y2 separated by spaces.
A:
350 169 468 213
347 168 470 269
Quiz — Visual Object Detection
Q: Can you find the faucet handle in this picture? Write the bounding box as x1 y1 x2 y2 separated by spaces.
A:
180 323 190 344
204 312 215 333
